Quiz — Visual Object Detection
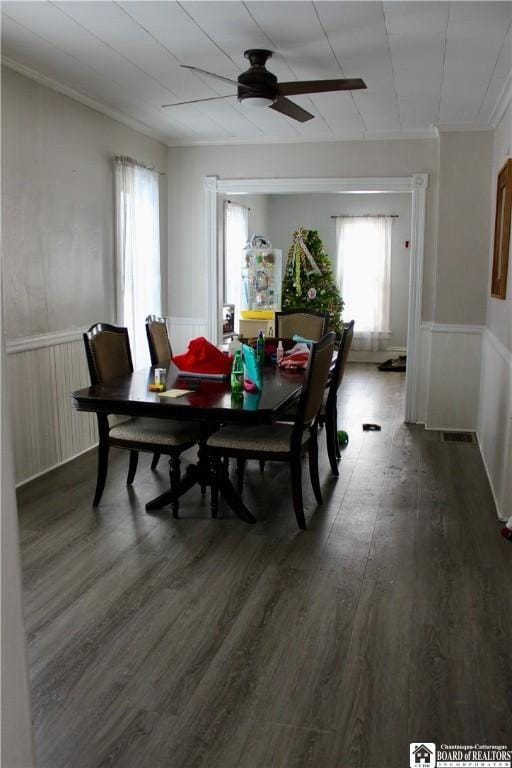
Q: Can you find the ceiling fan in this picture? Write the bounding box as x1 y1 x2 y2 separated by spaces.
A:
162 49 366 123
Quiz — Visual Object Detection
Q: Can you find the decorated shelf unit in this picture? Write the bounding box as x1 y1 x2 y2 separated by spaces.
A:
237 246 282 338
241 247 282 315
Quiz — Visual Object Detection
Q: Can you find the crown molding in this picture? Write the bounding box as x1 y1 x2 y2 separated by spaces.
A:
437 123 491 133
2 56 170 146
489 68 512 130
167 127 438 148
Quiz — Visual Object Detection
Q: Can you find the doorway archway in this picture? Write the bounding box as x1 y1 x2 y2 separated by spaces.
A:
205 174 428 422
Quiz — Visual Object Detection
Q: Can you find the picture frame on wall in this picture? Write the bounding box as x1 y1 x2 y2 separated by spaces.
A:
491 158 512 300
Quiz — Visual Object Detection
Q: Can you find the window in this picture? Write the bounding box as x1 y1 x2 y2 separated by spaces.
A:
224 201 248 309
336 216 392 351
114 156 161 368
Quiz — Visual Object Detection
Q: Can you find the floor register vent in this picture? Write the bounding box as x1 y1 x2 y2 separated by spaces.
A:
440 431 476 444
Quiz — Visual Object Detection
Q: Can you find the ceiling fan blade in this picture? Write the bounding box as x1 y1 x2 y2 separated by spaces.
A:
180 64 240 87
162 94 236 107
278 78 367 96
270 96 314 123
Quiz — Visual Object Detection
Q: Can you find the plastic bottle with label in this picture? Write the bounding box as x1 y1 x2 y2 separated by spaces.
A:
256 329 265 367
276 340 284 364
230 350 244 393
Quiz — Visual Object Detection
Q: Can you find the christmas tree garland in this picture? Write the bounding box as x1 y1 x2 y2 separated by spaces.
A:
282 228 344 337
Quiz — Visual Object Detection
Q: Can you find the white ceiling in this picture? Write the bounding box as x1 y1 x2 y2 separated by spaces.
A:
2 1 511 146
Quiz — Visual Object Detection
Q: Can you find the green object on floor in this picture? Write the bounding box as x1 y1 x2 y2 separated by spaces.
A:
337 430 349 447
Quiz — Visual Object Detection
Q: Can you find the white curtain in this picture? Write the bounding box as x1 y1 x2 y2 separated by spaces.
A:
224 201 248 309
114 156 161 368
336 216 392 352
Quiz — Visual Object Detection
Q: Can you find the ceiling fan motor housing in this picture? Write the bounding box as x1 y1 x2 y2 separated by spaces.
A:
238 49 278 103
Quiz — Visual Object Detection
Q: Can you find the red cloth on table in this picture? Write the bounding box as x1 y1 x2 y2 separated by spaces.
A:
173 336 233 375
278 351 310 370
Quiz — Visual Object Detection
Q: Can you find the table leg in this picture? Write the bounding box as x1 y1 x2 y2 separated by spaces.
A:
145 464 200 511
215 469 256 524
145 424 257 524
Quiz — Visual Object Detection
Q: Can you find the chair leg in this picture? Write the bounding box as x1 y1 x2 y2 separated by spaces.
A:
169 456 181 519
326 413 340 477
151 453 161 470
259 460 265 473
236 457 246 494
333 405 341 459
210 456 219 518
290 453 306 530
93 441 109 507
127 450 139 485
308 434 323 505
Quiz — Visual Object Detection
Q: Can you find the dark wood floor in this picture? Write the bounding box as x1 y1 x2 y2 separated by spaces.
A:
18 364 511 768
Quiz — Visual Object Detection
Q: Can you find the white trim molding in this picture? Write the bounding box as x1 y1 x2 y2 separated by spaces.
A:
205 173 429 424
7 329 83 354
421 322 484 335
404 173 429 423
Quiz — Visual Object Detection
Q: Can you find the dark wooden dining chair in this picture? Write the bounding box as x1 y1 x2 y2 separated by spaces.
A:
145 315 173 470
206 332 336 530
275 309 329 341
319 320 355 476
145 314 173 365
83 322 200 515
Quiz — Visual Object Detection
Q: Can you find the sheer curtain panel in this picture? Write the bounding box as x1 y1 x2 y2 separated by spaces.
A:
224 201 249 309
336 216 392 352
115 156 161 368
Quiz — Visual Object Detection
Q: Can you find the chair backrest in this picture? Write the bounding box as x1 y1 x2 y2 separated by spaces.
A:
145 315 172 365
326 320 355 408
275 310 329 342
293 332 336 438
83 323 133 385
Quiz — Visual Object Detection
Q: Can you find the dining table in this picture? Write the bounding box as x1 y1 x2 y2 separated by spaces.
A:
72 361 305 523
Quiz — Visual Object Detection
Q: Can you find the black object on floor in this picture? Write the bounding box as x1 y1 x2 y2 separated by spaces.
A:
378 354 406 372
363 423 381 431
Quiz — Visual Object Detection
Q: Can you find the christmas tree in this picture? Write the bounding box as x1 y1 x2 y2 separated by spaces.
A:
281 228 344 337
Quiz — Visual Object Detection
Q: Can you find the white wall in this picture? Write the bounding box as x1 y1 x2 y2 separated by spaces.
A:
434 131 493 325
167 138 439 327
2 67 169 483
3 67 168 338
266 192 411 350
478 104 512 521
420 131 494 434
227 193 268 238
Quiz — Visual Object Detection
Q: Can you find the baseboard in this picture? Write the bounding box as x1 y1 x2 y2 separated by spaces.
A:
476 431 508 522
424 425 475 433
15 443 97 488
348 346 407 364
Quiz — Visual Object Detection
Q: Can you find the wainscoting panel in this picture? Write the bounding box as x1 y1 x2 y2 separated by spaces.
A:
7 335 97 485
478 329 512 521
168 317 209 355
425 324 483 431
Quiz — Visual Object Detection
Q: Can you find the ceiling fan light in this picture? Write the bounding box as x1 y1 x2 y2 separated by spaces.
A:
240 96 274 108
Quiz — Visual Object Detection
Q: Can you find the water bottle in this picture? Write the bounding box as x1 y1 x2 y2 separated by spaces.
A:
256 329 265 367
230 350 244 393
276 340 284 364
